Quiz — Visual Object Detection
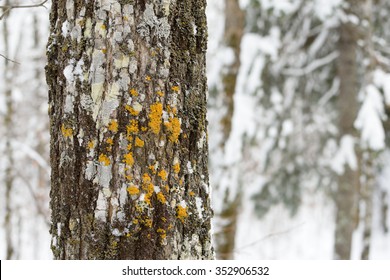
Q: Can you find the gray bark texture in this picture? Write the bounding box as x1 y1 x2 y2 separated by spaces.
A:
334 0 361 260
46 0 213 260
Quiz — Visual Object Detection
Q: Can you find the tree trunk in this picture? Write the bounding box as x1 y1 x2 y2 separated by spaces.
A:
46 0 213 260
214 0 244 260
334 1 361 260
2 0 15 260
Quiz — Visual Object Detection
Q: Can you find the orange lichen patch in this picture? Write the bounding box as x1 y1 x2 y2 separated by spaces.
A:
126 120 139 135
143 218 153 228
141 126 148 132
157 228 166 239
148 165 156 174
125 105 140 116
171 85 180 92
179 178 184 186
158 169 168 181
108 120 118 132
61 124 73 138
157 192 166 204
176 205 188 223
99 154 111 166
142 173 152 184
124 174 133 181
145 75 151 81
123 152 134 166
129 88 138 97
189 191 195 197
126 144 132 151
127 185 140 195
156 91 164 97
148 103 163 134
164 185 169 192
164 117 181 142
106 138 114 145
87 140 95 149
135 137 144 148
166 105 177 115
173 163 180 174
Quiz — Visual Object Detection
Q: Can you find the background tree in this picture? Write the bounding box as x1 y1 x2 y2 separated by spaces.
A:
0 3 50 259
45 0 213 259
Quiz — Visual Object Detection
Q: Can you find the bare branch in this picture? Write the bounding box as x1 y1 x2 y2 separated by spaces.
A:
0 53 20 64
0 0 49 20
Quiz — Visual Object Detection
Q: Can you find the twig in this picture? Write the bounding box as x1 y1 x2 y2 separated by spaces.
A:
0 53 20 64
0 0 49 20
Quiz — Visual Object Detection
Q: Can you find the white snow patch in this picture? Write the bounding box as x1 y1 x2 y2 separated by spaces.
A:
355 84 385 151
331 135 358 174
195 197 204 219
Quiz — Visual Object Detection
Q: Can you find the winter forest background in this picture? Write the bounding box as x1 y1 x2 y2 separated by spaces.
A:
1 0 390 259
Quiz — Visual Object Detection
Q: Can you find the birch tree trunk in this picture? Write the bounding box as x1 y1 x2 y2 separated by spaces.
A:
46 0 213 260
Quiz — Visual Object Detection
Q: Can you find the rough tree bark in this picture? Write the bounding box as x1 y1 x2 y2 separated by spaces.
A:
46 0 213 260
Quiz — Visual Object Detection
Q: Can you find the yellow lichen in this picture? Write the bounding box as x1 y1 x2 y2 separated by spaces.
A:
125 105 141 116
164 117 181 142
127 120 139 135
123 153 134 166
148 165 156 174
189 191 195 196
132 219 138 225
129 88 138 97
161 217 167 222
164 185 169 192
171 85 180 92
156 91 164 97
157 228 166 239
177 205 188 223
99 154 111 166
141 126 148 132
135 137 144 148
87 140 95 149
106 138 114 145
145 75 151 81
167 223 173 230
143 218 152 228
148 103 163 134
158 169 168 181
157 192 166 204
108 120 118 132
102 48 107 54
126 144 132 151
127 185 140 195
173 163 180 174
142 173 152 184
61 124 73 138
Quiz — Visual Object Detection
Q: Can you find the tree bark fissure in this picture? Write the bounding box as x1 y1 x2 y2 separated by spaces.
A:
46 0 213 260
